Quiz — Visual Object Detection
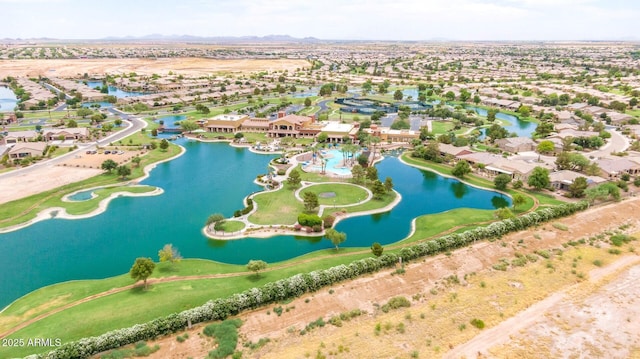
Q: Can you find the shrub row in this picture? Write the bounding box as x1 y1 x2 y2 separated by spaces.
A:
297 213 322 227
233 198 254 217
36 201 588 359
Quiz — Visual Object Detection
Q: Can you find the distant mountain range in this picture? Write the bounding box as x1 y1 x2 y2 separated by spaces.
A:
1 34 325 44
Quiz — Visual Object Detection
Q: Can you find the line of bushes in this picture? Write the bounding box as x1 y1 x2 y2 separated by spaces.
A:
232 198 253 217
34 201 588 359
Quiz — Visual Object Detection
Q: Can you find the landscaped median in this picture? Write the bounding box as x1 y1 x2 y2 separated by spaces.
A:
0 201 589 358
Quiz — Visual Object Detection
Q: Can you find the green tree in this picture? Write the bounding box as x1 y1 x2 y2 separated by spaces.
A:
114 118 123 127
393 89 403 101
452 160 472 178
67 119 78 128
180 120 199 132
366 166 378 183
384 177 394 192
494 207 515 219
537 140 555 154
76 107 93 118
527 166 550 190
325 228 347 251
555 152 590 172
151 128 158 137
568 177 588 198
129 257 155 289
444 91 456 101
351 164 366 184
371 179 387 199
304 97 312 107
486 123 508 142
158 244 182 264
494 173 512 191
101 159 118 173
131 156 141 168
512 194 526 210
287 169 301 188
317 132 328 143
302 191 319 212
487 108 498 122
206 213 225 231
371 242 384 257
159 139 169 151
117 165 131 179
247 259 267 277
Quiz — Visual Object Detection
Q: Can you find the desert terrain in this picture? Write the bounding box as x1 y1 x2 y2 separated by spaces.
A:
0 58 309 78
125 197 640 359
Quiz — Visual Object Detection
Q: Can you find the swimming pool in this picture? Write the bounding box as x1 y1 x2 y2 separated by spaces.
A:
304 149 354 176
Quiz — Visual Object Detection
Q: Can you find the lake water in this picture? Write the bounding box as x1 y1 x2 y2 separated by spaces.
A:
467 106 537 138
0 140 509 308
82 80 147 98
156 115 185 129
0 86 18 113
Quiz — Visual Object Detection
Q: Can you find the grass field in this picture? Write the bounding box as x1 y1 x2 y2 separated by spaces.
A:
303 183 369 206
249 186 306 225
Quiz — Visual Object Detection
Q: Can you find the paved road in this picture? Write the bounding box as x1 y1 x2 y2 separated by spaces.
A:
315 99 332 115
590 125 629 159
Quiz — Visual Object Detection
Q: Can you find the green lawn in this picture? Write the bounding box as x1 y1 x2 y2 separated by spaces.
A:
219 220 245 232
63 186 157 215
249 187 305 225
400 208 495 244
431 121 454 134
303 183 369 206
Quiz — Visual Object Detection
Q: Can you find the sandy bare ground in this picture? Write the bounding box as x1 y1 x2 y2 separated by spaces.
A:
447 256 640 359
131 197 640 359
0 58 309 78
0 165 102 205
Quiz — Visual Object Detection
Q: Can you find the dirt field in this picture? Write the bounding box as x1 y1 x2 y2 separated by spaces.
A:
0 149 142 205
59 149 144 170
129 197 640 359
0 58 309 78
0 166 102 205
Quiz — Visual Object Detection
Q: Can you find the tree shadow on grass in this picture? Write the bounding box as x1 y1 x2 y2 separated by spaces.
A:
129 284 150 295
245 273 265 283
157 263 180 274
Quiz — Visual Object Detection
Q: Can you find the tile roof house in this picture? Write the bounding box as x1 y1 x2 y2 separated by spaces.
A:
8 142 47 161
494 137 536 153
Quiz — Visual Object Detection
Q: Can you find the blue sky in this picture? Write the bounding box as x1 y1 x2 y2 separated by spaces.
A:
1 0 638 41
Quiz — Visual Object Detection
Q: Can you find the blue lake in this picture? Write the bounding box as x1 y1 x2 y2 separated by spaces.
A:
82 80 147 98
0 140 509 308
467 106 537 138
0 86 18 113
156 115 185 128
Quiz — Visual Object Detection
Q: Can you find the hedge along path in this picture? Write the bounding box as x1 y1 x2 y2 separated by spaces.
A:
0 196 547 340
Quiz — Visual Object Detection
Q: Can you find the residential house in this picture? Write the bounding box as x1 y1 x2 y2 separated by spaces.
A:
438 143 473 158
494 137 536 153
595 157 640 178
8 142 47 161
43 128 89 142
365 124 419 143
485 158 537 181
549 170 607 191
3 130 38 144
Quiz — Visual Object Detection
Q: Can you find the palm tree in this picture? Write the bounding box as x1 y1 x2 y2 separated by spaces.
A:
369 136 381 166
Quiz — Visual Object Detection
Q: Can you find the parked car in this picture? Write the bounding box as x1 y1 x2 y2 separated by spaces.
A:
104 150 111 154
